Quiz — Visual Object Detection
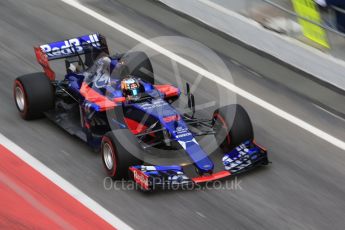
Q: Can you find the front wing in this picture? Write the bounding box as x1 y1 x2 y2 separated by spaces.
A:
129 140 269 191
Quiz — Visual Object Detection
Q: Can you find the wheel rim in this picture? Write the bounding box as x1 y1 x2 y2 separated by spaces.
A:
15 86 25 112
103 143 114 170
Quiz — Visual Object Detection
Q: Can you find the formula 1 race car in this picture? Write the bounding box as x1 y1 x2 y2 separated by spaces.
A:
13 34 269 191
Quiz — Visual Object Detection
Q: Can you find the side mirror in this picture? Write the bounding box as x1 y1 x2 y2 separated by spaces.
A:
186 82 190 95
186 82 191 108
191 94 195 118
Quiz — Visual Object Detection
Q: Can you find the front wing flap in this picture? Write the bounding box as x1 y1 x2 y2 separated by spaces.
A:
222 140 269 174
129 165 193 191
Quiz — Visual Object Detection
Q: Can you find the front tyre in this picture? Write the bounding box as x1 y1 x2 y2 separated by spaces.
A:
213 104 254 153
101 131 142 180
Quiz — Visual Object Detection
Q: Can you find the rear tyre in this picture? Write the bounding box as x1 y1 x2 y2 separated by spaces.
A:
14 73 54 120
118 51 154 84
101 131 142 180
213 104 253 152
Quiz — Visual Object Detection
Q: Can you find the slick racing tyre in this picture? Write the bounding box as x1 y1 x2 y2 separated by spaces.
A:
213 104 254 153
14 73 54 120
101 130 142 180
117 51 154 85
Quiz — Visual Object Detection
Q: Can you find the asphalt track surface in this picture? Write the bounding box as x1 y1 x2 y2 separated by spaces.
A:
1 0 345 229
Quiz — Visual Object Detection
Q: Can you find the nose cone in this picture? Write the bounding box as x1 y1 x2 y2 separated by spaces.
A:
183 140 214 174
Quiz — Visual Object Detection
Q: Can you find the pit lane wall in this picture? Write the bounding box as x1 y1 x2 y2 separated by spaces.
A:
157 0 345 91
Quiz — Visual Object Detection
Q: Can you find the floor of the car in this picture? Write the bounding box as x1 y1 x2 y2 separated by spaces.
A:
44 109 87 142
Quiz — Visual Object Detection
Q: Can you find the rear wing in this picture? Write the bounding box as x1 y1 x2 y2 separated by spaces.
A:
34 33 109 80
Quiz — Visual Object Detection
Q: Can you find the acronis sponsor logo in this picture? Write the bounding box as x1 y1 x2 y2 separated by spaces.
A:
40 34 101 60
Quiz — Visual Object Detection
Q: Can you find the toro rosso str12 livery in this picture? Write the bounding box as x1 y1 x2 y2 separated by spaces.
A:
13 33 269 191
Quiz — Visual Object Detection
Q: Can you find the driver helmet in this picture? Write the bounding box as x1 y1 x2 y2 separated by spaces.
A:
121 76 141 98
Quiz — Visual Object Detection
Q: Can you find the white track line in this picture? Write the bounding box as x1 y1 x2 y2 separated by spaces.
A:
0 133 133 230
61 0 345 151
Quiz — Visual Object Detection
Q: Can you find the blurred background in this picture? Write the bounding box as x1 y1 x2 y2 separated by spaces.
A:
235 0 345 59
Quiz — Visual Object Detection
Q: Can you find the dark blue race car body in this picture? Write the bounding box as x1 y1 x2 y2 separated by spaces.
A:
14 34 269 191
